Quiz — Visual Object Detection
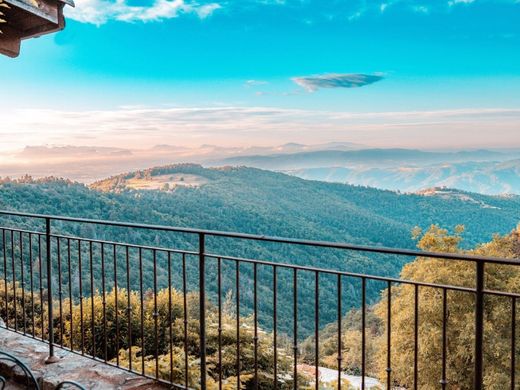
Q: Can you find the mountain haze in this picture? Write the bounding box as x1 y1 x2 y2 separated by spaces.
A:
290 159 520 195
214 149 516 170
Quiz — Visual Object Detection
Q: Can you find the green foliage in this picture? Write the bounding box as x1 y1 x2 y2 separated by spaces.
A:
373 225 520 389
0 280 46 336
1 166 519 387
303 226 520 388
0 166 518 339
300 307 382 377
1 282 292 389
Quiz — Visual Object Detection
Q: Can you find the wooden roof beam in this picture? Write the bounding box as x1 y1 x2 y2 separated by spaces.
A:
0 0 73 58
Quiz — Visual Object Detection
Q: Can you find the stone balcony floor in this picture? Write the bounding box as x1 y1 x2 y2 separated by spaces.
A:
0 326 168 390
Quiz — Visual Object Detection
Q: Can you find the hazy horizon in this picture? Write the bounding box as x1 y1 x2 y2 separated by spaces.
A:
1 142 520 188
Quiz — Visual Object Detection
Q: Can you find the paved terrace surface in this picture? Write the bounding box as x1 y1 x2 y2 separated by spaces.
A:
0 327 167 390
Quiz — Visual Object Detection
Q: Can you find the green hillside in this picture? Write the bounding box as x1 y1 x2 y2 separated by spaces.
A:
0 165 518 337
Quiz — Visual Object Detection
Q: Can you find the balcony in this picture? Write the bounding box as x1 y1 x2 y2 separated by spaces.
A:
0 210 518 389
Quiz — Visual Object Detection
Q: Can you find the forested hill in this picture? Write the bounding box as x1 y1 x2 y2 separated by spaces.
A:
1 165 519 336
1 164 519 248
88 164 519 247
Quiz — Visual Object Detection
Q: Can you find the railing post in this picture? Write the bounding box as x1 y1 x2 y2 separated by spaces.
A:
198 233 207 389
474 261 484 389
45 217 59 364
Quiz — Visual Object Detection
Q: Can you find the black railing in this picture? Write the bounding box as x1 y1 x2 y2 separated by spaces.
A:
0 210 518 389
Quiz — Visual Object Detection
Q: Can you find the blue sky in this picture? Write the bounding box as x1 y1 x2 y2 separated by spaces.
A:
1 0 519 152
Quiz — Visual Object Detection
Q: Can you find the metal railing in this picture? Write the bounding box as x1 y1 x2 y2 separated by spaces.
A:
0 210 518 389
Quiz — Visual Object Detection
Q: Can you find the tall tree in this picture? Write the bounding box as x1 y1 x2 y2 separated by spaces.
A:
374 225 520 389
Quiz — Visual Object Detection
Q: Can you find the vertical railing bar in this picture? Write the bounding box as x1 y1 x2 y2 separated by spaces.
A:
114 244 119 366
273 265 277 390
218 257 222 390
29 233 35 337
511 296 516 390
67 238 74 350
293 268 298 390
67 238 73 350
168 251 173 384
38 234 44 342
78 240 84 355
253 262 258 390
45 217 59 363
153 249 159 379
236 260 241 390
139 247 145 375
101 242 107 362
315 271 319 390
474 262 484 390
440 288 448 390
11 230 16 333
337 274 342 390
198 233 207 390
386 281 392 389
182 253 189 389
361 277 366 390
89 240 96 359
2 229 7 330
125 245 132 371
57 237 63 346
18 231 27 335
20 231 26 335
414 284 419 390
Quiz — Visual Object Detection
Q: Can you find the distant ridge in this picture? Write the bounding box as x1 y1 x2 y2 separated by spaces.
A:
213 148 510 170
288 158 520 195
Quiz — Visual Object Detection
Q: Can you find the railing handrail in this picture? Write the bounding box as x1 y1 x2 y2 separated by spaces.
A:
0 209 519 266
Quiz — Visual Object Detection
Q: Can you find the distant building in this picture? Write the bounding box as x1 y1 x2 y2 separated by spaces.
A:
0 0 74 57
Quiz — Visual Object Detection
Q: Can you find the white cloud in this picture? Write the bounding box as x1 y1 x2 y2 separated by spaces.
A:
65 0 221 25
193 3 221 18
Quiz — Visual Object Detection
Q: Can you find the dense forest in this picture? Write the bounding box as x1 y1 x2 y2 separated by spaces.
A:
0 165 519 339
305 225 520 389
1 225 518 389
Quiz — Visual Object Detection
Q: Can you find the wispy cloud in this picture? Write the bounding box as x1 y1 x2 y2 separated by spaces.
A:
65 0 221 25
448 0 475 6
292 73 384 92
412 5 430 13
244 80 269 87
290 0 519 21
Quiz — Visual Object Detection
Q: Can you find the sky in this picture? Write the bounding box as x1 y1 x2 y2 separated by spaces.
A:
1 0 520 155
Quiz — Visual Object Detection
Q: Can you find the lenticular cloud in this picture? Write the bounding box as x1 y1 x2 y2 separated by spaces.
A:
292 73 384 92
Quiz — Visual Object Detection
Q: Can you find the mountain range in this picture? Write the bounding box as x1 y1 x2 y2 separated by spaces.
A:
287 159 520 195
211 148 520 195
5 144 520 195
214 148 516 169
